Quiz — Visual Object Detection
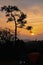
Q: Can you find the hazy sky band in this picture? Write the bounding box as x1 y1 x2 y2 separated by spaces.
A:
0 0 43 7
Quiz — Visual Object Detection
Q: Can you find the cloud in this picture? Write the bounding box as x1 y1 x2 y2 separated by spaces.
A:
28 6 43 16
0 0 43 7
0 0 43 14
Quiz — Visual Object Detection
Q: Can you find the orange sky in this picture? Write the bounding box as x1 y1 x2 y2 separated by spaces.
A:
0 0 43 40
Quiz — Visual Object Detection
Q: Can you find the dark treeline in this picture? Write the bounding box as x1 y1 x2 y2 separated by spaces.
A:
0 29 43 65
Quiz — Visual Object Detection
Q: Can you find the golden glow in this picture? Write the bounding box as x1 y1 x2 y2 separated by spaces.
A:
31 33 35 36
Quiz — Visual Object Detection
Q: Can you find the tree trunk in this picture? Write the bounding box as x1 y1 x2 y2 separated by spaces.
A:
11 12 17 44
14 17 17 43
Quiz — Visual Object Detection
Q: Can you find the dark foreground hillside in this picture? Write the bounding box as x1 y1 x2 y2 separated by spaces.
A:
0 40 43 65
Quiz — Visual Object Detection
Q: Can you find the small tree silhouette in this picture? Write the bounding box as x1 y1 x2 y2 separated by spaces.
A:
0 5 32 43
0 29 11 41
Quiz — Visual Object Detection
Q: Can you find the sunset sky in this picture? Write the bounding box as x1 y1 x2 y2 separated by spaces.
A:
0 0 43 41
